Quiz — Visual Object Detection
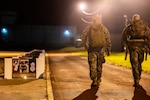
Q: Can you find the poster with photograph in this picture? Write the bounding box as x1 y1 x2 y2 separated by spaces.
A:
12 58 36 74
12 59 19 73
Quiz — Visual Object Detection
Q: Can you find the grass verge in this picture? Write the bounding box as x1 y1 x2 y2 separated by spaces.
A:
73 51 150 73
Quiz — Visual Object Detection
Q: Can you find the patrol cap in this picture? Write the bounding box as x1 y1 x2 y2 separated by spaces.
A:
132 14 140 21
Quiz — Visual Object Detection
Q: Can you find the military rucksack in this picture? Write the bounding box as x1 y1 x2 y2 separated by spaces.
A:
88 24 109 47
129 20 147 39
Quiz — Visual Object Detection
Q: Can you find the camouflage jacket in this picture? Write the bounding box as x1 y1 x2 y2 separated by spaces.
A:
81 23 111 51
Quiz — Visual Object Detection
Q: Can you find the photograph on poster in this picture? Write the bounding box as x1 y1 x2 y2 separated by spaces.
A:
29 59 36 73
12 59 19 73
19 59 29 73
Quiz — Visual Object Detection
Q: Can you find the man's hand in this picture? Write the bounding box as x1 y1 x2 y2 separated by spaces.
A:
105 48 111 56
146 47 150 55
84 45 89 50
106 52 111 56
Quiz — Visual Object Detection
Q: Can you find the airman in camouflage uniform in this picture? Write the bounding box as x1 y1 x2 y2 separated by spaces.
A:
122 14 150 87
81 15 111 87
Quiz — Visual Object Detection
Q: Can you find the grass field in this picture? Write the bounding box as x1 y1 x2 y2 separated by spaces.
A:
72 51 150 73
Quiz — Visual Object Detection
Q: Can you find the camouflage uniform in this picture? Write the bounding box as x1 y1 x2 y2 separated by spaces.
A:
122 19 150 86
81 23 111 86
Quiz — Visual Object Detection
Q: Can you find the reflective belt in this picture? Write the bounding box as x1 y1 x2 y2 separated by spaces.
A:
128 39 145 42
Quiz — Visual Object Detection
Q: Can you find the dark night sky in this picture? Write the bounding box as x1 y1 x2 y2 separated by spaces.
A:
1 0 150 33
0 0 80 26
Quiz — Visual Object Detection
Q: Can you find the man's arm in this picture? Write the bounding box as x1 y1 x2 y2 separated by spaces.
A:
145 26 150 56
122 25 130 60
81 26 90 50
102 24 111 56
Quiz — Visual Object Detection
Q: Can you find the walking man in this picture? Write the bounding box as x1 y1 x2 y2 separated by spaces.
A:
122 14 150 87
81 15 111 87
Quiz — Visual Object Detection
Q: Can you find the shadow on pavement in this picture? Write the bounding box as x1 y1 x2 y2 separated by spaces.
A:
0 79 36 85
72 86 99 100
132 85 150 100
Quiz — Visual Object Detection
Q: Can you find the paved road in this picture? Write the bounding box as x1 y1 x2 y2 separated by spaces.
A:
48 53 150 100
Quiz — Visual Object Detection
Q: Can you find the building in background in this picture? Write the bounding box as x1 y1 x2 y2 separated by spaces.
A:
13 25 79 49
0 11 80 50
0 11 123 51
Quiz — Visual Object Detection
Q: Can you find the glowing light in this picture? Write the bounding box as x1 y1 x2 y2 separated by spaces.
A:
1 28 8 35
79 3 86 11
64 30 70 36
23 76 27 79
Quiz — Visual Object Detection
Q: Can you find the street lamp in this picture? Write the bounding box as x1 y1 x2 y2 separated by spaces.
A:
1 27 9 42
79 2 100 16
64 30 70 36
64 30 70 43
79 3 86 11
79 2 100 24
1 27 8 35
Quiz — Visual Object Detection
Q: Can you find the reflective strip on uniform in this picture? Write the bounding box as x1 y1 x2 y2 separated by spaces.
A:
128 39 145 42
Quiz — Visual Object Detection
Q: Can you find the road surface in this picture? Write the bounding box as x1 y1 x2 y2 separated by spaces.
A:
47 53 150 100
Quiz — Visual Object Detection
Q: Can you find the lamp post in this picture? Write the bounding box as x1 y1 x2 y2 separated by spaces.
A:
79 2 101 24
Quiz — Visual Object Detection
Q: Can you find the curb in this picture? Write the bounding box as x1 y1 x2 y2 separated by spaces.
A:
46 57 54 100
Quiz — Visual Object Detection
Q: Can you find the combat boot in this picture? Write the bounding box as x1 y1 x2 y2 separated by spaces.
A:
133 79 139 87
91 78 98 87
97 78 101 86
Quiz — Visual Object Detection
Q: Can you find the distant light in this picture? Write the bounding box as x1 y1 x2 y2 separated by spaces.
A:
64 30 70 36
23 76 27 79
1 28 8 35
124 15 127 18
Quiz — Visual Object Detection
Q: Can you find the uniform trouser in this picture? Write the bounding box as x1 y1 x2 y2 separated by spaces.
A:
129 48 144 83
88 51 105 81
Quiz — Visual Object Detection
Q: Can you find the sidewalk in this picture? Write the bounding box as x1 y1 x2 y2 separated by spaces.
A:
0 57 54 100
0 79 47 100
